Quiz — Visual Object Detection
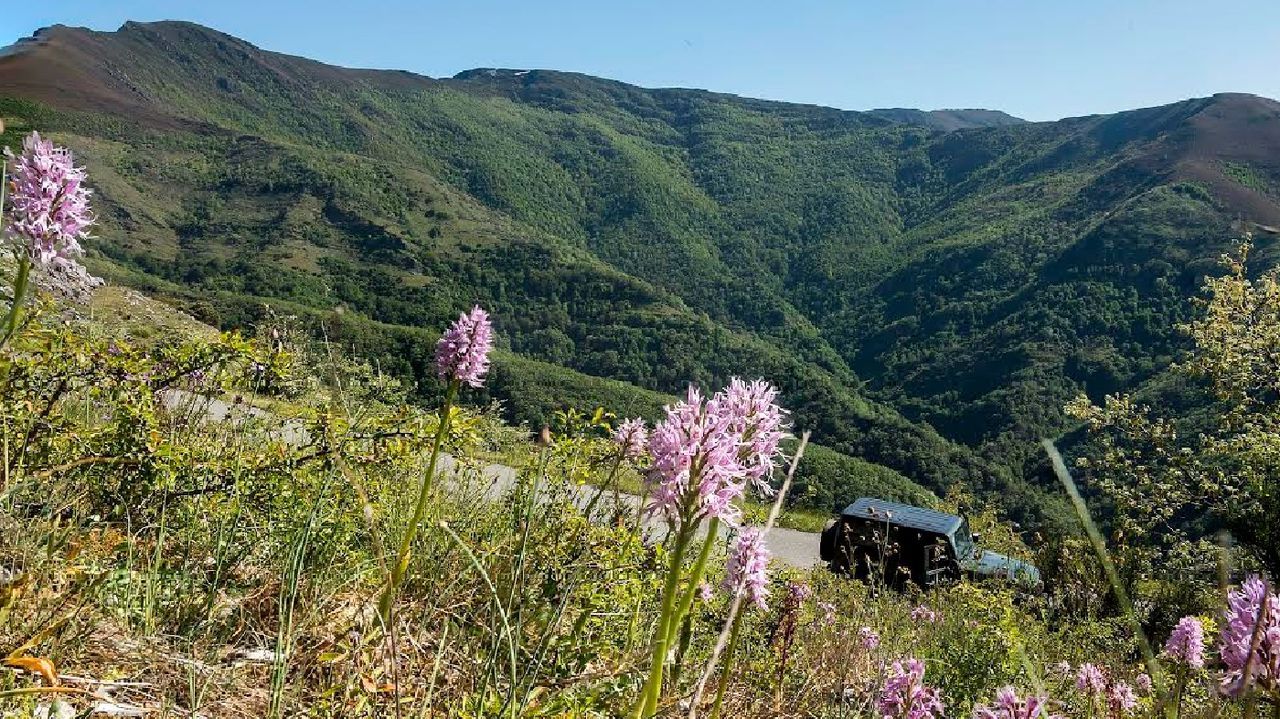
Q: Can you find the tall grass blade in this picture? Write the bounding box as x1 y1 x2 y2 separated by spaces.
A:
1042 439 1163 685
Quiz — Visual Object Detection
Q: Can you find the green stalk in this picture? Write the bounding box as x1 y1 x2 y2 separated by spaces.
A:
0 158 27 353
1 253 31 350
665 517 720 651
144 496 169 633
440 520 518 719
708 609 745 719
379 381 458 625
582 453 623 519
422 620 450 718
634 522 695 719
270 476 329 718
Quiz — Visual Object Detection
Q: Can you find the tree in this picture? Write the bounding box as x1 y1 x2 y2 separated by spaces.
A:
1068 237 1280 576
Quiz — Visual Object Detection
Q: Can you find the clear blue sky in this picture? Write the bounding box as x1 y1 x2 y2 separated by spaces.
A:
3 0 1277 121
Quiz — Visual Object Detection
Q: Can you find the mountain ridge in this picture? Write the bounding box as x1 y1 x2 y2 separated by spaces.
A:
8 21 1030 132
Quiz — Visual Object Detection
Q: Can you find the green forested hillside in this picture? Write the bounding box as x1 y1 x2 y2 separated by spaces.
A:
3 20 1279 525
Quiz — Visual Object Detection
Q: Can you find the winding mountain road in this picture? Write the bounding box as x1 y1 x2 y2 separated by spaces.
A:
164 391 824 569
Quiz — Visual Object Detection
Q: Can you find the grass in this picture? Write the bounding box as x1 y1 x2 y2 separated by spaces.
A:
86 285 218 342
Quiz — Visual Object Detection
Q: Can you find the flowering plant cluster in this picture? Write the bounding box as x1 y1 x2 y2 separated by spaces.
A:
1076 663 1107 696
723 527 771 610
1134 674 1152 696
380 305 494 624
1106 682 1138 717
1054 662 1139 719
4 131 94 266
1219 576 1278 697
433 305 493 388
879 658 945 719
974 687 1062 719
612 417 649 461
646 378 788 527
635 377 788 717
1164 616 1206 670
860 626 882 650
817 600 836 626
2 131 99 346
911 605 939 623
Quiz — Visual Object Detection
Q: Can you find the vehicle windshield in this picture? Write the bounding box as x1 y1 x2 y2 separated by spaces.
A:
953 519 978 559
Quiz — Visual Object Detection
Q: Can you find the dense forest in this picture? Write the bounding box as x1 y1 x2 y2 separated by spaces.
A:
2 20 1279 528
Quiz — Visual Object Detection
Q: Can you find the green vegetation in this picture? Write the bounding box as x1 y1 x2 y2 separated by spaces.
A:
1069 239 1280 576
3 22 1279 532
1221 161 1276 196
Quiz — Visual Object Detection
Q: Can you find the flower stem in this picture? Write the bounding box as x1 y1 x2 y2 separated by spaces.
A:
665 517 720 651
708 609 744 719
582 453 623 519
378 381 457 625
1172 667 1186 719
1 253 31 350
634 521 694 718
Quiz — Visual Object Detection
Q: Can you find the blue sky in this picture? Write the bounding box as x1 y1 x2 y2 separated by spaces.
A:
3 0 1277 121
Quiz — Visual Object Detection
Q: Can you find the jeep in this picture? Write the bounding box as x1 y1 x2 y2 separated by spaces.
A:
819 497 1041 589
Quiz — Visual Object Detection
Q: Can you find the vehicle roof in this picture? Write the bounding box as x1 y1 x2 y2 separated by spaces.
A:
841 497 963 536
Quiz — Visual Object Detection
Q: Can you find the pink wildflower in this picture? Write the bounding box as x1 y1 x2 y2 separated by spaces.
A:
973 687 1060 719
647 386 736 524
1107 682 1137 715
911 605 939 623
1076 664 1106 696
715 377 789 495
4 131 94 265
1163 616 1206 670
879 658 945 719
697 581 714 603
612 417 648 460
433 306 493 388
1134 674 1152 696
860 626 881 650
1219 575 1279 696
723 527 770 610
646 379 788 526
818 601 836 626
786 581 812 605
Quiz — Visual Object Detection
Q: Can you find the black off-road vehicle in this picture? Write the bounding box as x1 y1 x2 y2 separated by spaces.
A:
819 497 1040 589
